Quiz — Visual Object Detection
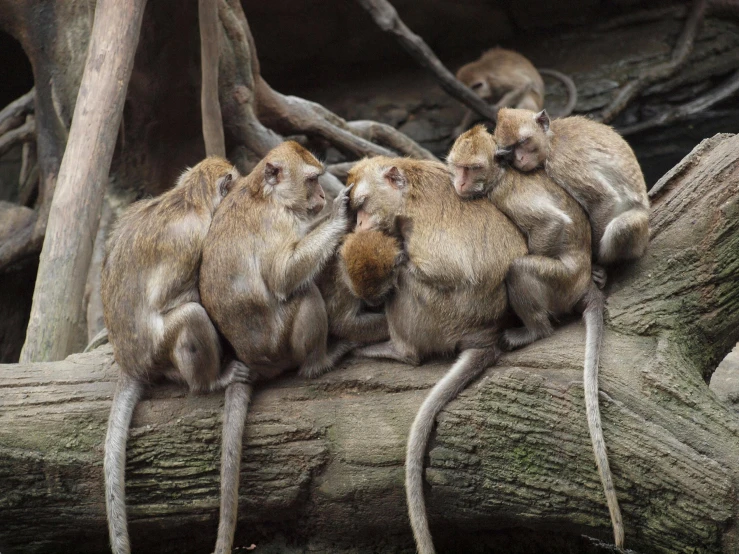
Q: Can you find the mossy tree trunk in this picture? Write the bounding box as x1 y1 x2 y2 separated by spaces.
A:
1 133 738 553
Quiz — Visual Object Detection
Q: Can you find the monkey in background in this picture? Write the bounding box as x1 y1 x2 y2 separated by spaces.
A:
347 156 528 554
317 229 403 346
494 108 649 280
448 125 624 548
199 141 353 554
454 47 578 136
101 157 248 554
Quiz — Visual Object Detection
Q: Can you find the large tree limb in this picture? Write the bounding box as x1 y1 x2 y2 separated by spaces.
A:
1 134 739 553
20 0 148 362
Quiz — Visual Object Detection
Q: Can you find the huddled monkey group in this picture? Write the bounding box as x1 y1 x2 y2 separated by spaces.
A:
100 48 648 554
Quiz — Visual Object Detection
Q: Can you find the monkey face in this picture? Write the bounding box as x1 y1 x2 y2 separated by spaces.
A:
494 108 549 172
447 125 503 197
261 141 326 217
347 157 405 234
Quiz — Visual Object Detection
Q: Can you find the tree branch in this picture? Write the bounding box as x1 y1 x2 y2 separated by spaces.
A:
619 70 739 135
199 0 226 157
355 0 499 124
0 116 35 157
0 88 34 136
599 0 708 123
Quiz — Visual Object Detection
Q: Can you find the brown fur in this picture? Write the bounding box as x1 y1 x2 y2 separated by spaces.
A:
457 47 545 111
341 230 401 304
315 229 398 346
200 141 352 381
102 157 246 554
347 155 527 554
449 125 626 548
448 125 592 347
494 108 649 265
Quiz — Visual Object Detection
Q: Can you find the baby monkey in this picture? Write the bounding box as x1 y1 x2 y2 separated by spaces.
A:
448 125 624 548
494 108 649 277
101 157 247 554
318 229 402 346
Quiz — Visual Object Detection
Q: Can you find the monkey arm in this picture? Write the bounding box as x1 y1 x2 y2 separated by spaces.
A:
267 218 347 299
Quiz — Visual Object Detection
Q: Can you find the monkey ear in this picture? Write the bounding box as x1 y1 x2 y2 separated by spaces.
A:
383 166 407 190
264 162 281 186
217 173 234 197
534 110 550 132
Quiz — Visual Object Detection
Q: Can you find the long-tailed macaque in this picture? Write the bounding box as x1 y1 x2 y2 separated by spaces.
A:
347 156 527 554
199 141 352 553
448 125 624 548
494 108 649 273
455 47 578 135
318 229 402 345
102 157 247 554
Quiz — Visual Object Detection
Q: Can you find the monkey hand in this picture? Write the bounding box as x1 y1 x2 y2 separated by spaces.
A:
332 184 353 226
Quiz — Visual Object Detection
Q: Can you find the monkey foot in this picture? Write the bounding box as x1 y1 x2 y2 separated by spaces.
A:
501 328 544 351
592 265 607 289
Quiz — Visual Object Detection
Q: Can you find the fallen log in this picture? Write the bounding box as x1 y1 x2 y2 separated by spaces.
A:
1 133 739 554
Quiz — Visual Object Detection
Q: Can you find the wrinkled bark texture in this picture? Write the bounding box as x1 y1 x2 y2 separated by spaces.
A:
1 133 739 554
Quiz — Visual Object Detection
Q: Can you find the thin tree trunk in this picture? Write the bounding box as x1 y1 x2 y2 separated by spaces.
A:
20 0 148 362
199 0 225 157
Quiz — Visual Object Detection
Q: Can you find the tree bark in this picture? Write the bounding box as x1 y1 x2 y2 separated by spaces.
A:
20 0 147 362
1 133 738 553
199 0 226 157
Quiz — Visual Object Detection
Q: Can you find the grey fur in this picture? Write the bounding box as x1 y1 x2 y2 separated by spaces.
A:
104 375 144 554
582 284 624 546
406 348 499 554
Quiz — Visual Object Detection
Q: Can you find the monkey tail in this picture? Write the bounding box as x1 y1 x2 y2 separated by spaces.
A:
583 283 624 548
84 327 109 353
406 347 499 554
214 381 254 554
538 69 578 118
104 374 144 554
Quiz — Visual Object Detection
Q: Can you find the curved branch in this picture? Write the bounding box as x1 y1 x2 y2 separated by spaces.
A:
346 120 437 160
354 0 499 123
619 70 739 135
0 88 34 136
0 116 35 157
599 0 707 123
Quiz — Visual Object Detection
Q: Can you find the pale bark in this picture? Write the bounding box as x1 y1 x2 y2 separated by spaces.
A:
1 133 739 553
20 0 148 362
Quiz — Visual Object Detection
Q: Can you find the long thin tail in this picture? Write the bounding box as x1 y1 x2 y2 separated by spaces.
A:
583 284 624 548
104 375 144 554
538 68 578 117
84 327 109 353
214 381 253 554
406 348 499 554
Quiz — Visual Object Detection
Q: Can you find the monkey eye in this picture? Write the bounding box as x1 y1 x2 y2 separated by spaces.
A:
471 82 484 90
518 137 530 146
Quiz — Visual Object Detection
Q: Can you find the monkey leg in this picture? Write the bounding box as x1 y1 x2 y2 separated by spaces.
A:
354 339 421 366
503 255 581 351
162 302 222 393
292 289 337 379
597 208 649 265
332 312 390 344
592 264 607 290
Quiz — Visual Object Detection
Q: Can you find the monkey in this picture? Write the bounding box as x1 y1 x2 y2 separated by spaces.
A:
346 156 528 554
454 47 578 136
199 141 353 553
494 108 650 282
101 157 249 554
316 229 403 346
447 124 625 548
